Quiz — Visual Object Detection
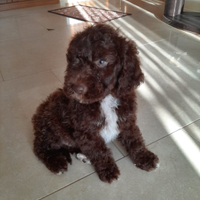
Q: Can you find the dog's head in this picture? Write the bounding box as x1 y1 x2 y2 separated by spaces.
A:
63 24 144 104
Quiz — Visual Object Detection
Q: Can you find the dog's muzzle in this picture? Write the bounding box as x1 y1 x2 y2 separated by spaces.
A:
72 84 87 95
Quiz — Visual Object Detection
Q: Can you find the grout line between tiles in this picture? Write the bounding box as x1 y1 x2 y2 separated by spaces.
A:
0 68 54 83
50 69 64 85
38 155 128 200
29 13 51 31
38 171 96 200
146 118 200 147
112 141 126 157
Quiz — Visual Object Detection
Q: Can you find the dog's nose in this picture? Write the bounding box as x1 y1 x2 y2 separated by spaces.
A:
72 84 87 95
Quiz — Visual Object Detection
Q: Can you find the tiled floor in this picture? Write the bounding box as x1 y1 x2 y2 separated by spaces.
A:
0 0 200 199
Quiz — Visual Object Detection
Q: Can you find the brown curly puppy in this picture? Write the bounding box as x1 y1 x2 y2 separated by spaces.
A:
32 24 159 183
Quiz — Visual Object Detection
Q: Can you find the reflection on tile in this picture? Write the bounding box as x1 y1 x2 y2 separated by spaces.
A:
109 14 182 46
43 121 200 200
114 34 200 151
125 0 165 20
169 119 200 177
137 35 200 138
93 0 183 46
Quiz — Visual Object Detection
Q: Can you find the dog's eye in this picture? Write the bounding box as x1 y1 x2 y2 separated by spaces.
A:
99 60 105 65
96 59 108 67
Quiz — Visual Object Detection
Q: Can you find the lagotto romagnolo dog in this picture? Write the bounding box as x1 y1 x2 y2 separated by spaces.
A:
32 24 159 183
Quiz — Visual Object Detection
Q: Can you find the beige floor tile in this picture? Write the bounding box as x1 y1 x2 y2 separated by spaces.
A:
16 16 47 39
20 33 53 52
43 120 200 200
0 71 62 137
51 67 66 83
0 39 22 57
0 3 61 18
0 71 3 82
33 12 71 29
0 14 89 81
0 31 68 81
0 51 56 81
0 17 21 42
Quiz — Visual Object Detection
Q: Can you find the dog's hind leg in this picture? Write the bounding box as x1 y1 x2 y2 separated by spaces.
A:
33 132 72 175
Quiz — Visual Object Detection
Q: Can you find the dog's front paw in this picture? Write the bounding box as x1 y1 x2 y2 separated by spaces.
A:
97 163 120 183
134 150 159 171
75 153 91 164
46 154 69 174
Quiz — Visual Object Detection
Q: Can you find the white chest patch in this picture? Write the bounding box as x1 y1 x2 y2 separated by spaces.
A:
100 94 120 143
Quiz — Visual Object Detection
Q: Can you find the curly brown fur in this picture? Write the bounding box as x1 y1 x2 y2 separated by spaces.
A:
32 24 159 183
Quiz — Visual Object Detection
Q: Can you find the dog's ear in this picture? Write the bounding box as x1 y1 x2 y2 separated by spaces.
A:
116 39 144 96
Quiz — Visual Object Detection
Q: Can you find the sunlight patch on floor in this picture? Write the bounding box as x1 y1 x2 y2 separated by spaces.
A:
170 128 200 176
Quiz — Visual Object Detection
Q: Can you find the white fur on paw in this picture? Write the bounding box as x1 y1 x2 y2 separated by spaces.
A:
153 162 160 172
76 153 91 164
156 162 160 168
56 171 63 175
